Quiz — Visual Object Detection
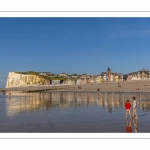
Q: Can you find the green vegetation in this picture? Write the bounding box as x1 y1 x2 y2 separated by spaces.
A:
42 76 67 81
15 71 40 75
15 71 67 81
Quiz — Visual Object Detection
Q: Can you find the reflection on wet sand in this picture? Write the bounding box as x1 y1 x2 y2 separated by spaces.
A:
126 118 132 133
133 118 139 133
2 91 150 132
6 92 150 117
125 117 139 133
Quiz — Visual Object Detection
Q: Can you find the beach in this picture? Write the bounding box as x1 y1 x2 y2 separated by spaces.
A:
1 80 150 93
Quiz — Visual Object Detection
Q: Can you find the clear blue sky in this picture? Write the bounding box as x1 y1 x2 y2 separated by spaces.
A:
0 18 150 87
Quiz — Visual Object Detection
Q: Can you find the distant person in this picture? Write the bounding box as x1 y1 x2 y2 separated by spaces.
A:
132 97 138 119
8 92 11 96
97 88 100 94
118 82 121 88
125 100 131 118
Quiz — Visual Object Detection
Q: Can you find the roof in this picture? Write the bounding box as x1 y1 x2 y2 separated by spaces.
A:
107 67 111 71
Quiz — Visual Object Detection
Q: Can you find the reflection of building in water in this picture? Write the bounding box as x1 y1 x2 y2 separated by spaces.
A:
125 117 139 133
6 91 150 116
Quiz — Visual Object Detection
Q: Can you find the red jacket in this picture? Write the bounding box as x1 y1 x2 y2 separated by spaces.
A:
125 102 131 109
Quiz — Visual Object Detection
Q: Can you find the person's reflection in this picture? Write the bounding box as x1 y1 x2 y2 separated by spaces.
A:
133 118 139 133
108 102 112 114
126 118 132 133
74 93 77 101
2 90 6 95
9 96 11 102
87 92 90 106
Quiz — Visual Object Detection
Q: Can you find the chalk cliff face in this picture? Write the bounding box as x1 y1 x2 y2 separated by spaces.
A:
6 72 48 88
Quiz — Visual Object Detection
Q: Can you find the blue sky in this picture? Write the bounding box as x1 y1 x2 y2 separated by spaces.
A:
0 18 150 87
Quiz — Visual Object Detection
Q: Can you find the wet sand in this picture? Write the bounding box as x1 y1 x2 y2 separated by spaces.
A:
1 80 150 93
0 91 150 133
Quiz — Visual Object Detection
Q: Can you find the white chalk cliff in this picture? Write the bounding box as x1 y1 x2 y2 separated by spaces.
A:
6 72 48 88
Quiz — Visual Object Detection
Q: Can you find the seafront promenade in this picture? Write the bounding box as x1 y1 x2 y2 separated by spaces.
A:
1 80 150 93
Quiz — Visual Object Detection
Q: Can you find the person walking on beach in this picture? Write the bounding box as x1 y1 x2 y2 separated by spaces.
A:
97 88 100 94
8 92 11 96
118 82 121 88
132 97 138 119
125 100 131 118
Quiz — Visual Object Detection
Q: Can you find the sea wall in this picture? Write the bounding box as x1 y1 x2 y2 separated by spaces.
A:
6 72 47 88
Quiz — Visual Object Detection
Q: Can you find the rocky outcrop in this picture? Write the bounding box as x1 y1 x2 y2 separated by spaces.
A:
6 72 48 88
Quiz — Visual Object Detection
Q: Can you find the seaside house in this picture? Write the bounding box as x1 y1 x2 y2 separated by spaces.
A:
123 75 128 81
127 73 132 81
110 73 114 82
115 74 119 82
59 73 67 77
118 73 123 81
138 68 150 79
95 75 101 83
127 69 150 80
64 79 73 85
77 79 82 84
44 80 50 85
48 73 56 77
39 72 51 76
100 72 107 82
71 74 78 78
51 80 60 85
90 76 96 83
112 73 116 81
131 72 138 80
80 74 90 84
77 75 82 78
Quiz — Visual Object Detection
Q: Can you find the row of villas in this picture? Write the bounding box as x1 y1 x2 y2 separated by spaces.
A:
39 68 150 85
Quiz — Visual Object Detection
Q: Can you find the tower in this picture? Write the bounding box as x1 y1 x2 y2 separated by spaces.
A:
107 67 111 81
107 67 111 75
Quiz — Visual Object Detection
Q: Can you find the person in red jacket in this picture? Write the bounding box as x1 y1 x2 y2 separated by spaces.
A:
125 100 131 118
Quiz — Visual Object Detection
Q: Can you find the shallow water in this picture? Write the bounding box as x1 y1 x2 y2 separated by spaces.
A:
0 91 150 133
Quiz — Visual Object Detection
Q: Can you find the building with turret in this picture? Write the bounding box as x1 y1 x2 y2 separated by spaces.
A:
106 67 111 81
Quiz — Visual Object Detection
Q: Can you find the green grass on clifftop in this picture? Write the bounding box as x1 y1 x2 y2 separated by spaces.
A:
15 71 67 80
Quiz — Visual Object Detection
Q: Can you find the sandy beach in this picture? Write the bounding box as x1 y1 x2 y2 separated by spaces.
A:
1 80 150 93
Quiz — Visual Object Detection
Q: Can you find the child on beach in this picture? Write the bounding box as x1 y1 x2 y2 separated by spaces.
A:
125 100 131 118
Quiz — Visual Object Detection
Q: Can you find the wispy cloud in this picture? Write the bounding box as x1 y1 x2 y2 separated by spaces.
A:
107 29 150 39
0 35 32 37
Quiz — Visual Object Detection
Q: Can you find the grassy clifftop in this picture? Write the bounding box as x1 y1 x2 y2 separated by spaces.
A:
15 71 67 81
15 71 40 75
